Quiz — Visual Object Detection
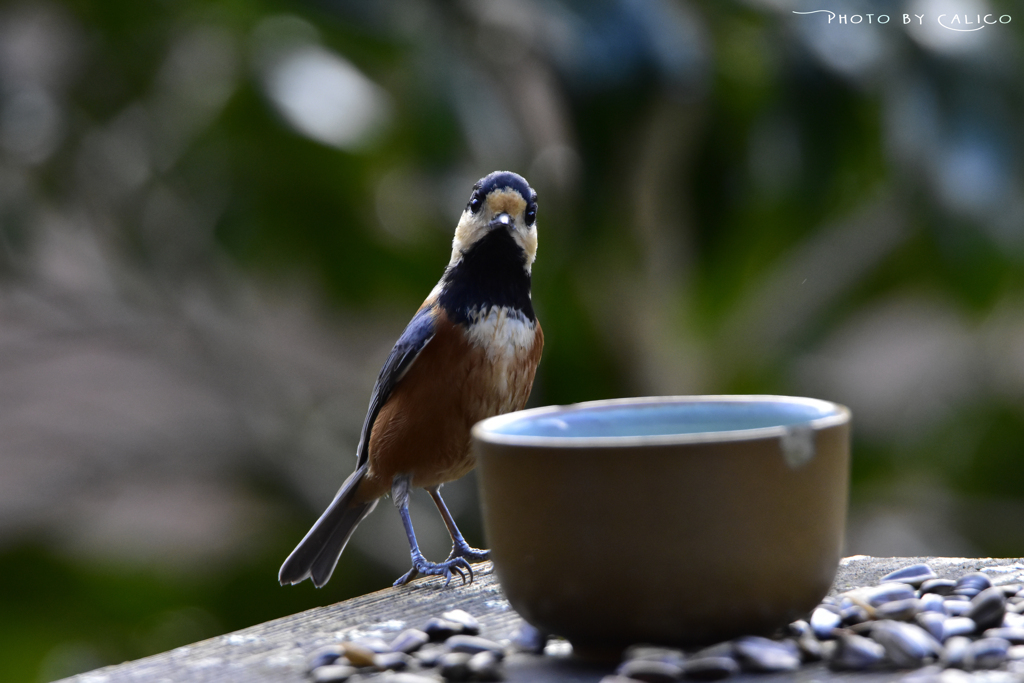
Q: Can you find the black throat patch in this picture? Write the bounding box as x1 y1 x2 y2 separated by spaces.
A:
438 228 535 325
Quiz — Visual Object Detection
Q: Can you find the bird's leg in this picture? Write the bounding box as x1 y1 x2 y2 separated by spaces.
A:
392 476 471 587
428 486 490 574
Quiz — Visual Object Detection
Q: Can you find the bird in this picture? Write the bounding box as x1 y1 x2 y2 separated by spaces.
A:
278 170 543 589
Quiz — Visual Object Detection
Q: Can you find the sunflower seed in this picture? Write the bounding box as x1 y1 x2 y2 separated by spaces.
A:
683 656 739 680
921 580 957 596
467 650 504 681
942 618 977 641
916 611 946 641
307 645 346 672
970 637 1011 670
877 598 922 621
616 658 684 682
882 564 938 588
812 606 843 639
954 573 993 599
983 628 1024 645
870 620 942 668
941 636 973 670
424 617 464 642
732 636 800 672
374 651 412 671
312 664 358 683
865 583 918 606
445 635 505 659
508 622 547 654
441 609 481 636
438 652 472 681
829 633 886 671
920 593 947 613
969 587 1007 631
390 629 430 654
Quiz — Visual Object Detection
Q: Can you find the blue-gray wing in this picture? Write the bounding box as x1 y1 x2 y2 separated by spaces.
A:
355 305 436 469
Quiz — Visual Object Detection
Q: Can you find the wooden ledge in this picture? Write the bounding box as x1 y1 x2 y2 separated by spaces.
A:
61 557 1024 683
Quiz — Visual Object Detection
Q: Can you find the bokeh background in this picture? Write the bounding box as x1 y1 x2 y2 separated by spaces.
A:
2 0 1023 679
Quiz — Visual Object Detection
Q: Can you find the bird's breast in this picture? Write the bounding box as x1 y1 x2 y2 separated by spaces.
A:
464 306 536 359
463 306 534 401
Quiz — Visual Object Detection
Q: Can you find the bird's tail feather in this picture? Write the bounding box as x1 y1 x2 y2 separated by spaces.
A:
279 464 378 588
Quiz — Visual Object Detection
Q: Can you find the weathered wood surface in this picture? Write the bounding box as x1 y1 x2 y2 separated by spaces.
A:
62 557 1024 683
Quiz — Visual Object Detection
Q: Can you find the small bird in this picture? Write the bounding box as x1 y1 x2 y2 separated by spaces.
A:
279 171 543 588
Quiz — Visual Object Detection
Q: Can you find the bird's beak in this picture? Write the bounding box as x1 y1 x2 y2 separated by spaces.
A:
488 213 513 230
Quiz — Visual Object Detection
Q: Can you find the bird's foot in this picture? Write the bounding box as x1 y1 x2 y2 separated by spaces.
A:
428 541 489 584
447 540 489 564
393 553 472 588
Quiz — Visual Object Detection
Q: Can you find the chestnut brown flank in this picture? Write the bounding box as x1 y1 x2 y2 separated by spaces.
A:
360 309 543 499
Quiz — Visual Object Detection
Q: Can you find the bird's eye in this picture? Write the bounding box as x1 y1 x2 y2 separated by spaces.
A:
468 194 483 213
524 205 536 225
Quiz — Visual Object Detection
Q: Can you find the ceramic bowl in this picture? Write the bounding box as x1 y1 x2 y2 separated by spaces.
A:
472 395 850 656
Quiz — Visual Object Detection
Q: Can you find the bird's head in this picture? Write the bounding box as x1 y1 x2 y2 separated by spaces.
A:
450 171 538 272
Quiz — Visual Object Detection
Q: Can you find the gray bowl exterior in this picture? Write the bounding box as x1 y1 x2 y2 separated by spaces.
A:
474 419 849 654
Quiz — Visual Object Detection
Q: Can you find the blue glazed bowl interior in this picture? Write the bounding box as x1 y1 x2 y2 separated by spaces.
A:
487 399 841 439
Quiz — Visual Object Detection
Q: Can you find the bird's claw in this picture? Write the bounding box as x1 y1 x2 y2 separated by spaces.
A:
448 542 489 564
433 544 487 585
394 555 473 588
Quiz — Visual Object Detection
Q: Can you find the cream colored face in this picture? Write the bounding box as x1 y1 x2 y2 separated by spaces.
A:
450 187 538 271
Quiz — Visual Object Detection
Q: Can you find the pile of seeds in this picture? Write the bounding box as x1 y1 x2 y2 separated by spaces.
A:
603 563 1024 682
306 608 523 682
305 564 1024 682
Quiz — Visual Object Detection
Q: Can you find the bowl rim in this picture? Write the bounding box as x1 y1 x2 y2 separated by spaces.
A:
472 394 851 449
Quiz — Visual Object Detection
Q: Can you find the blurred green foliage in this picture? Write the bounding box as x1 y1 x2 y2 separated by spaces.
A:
3 0 1024 680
